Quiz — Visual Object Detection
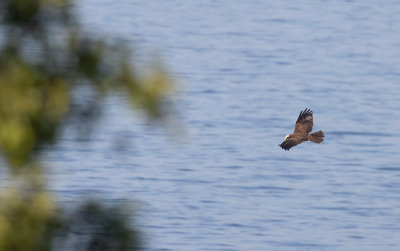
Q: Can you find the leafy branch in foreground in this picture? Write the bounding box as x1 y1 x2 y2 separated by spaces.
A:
0 0 176 250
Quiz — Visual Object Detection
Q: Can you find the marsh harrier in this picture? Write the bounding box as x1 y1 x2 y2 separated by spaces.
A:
279 108 324 151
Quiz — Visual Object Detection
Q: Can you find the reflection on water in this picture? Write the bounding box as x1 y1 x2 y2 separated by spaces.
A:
45 0 400 250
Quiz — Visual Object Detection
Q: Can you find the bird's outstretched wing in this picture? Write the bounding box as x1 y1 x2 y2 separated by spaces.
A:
279 140 298 151
294 108 313 134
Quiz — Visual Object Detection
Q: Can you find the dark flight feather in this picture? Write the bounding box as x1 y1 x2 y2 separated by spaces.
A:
279 140 298 151
294 108 313 134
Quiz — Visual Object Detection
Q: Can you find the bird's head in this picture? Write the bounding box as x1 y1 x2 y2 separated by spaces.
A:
284 135 290 141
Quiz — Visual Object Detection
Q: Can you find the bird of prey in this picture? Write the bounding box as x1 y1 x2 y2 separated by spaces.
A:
279 108 324 151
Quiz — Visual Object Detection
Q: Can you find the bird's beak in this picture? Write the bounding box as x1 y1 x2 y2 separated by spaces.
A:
284 135 289 141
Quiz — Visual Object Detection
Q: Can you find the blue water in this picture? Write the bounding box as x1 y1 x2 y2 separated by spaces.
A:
47 1 400 250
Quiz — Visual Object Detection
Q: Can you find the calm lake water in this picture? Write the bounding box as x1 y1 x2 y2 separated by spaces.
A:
46 1 400 250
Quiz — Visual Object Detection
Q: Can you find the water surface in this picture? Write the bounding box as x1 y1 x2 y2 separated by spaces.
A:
47 1 400 250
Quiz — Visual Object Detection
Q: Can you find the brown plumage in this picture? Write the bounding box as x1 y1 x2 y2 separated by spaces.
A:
279 108 324 151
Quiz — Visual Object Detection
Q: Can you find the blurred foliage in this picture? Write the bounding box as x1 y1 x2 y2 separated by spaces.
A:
0 175 140 251
0 0 175 250
62 200 140 250
0 171 60 251
0 50 70 167
0 0 174 171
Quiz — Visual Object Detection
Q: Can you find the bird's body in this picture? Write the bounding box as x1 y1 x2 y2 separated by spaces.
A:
279 108 324 150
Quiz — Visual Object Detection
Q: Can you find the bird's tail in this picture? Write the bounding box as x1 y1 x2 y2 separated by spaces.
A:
308 130 324 143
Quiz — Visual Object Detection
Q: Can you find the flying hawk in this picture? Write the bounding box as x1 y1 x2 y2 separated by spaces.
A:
279 108 324 151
